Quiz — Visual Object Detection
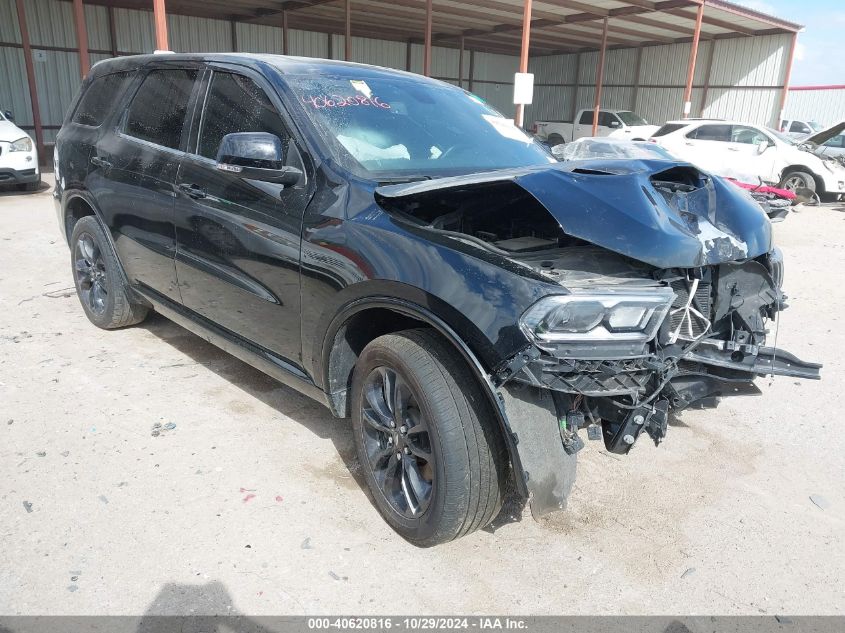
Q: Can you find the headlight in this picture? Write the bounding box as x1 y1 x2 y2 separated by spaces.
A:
520 287 674 345
9 137 33 152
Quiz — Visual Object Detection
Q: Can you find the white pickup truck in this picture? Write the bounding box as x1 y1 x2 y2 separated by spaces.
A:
534 108 660 146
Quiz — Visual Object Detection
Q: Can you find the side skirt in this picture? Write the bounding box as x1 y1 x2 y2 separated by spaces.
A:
138 287 333 412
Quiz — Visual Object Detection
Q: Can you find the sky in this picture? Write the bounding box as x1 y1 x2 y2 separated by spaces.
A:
734 0 845 86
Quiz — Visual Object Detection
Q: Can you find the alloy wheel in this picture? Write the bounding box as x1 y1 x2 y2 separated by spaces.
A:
783 174 809 191
74 233 109 316
360 366 434 518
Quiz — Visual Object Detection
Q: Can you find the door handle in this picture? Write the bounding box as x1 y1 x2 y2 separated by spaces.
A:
727 147 740 152
90 156 112 169
178 183 207 199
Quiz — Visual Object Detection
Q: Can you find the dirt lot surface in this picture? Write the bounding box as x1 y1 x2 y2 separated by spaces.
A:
1 176 843 616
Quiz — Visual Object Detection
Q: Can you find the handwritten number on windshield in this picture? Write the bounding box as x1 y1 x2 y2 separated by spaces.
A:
301 95 391 109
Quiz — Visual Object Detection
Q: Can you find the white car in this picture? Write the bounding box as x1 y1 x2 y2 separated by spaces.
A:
0 109 40 191
780 118 824 139
650 119 845 197
535 108 659 146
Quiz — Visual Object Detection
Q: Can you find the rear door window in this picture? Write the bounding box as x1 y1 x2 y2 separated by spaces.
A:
197 72 289 160
687 124 731 142
72 72 132 127
124 68 198 150
653 123 686 137
578 110 594 125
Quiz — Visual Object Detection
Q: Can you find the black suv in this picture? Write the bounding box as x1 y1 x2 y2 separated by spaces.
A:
54 54 820 546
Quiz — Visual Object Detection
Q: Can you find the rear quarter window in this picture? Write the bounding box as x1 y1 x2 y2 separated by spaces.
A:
71 72 133 127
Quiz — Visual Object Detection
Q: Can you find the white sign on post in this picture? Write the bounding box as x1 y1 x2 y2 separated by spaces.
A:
513 72 534 105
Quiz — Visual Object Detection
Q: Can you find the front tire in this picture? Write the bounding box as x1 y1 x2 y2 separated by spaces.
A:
780 170 817 193
70 216 149 329
351 329 506 546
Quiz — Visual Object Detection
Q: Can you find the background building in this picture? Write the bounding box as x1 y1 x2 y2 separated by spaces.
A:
1 0 802 160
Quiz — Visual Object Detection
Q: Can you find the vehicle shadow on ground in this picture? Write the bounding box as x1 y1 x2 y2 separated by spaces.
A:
135 580 280 629
141 312 355 462
141 312 526 533
0 180 51 197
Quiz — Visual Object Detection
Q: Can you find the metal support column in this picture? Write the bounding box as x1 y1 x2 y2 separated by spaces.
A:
107 6 118 57
699 40 716 117
514 0 532 127
283 10 289 55
73 0 90 78
344 0 351 61
458 35 464 87
682 2 704 118
777 32 798 127
423 0 432 77
591 17 608 136
14 0 43 162
153 0 169 51
631 46 643 111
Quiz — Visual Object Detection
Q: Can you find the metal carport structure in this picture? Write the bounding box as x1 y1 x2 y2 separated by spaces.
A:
1 0 801 162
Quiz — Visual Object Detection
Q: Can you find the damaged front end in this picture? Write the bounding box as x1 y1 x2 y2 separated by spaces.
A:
376 160 821 518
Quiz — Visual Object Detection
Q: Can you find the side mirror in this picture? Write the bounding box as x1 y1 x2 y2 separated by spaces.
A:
216 132 302 186
757 139 771 154
610 120 621 128
550 144 567 160
4 110 13 122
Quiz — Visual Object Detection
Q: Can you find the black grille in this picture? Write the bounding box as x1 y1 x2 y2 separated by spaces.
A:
669 278 712 340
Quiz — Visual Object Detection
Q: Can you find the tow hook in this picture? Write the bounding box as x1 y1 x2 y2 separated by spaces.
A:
602 400 670 454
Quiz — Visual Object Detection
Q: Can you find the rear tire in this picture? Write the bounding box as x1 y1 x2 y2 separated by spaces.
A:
18 180 40 192
351 329 506 546
70 216 149 329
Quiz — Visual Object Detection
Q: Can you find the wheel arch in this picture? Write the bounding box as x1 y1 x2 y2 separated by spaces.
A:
780 165 825 192
321 296 529 497
62 190 135 291
62 190 103 245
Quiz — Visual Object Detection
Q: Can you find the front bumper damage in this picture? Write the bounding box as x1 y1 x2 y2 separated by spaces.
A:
496 259 821 520
379 159 822 520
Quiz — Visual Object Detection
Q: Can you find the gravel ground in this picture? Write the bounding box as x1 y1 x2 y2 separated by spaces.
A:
1 176 843 616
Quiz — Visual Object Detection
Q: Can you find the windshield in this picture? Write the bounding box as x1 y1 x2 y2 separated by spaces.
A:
767 127 797 145
616 111 648 126
808 120 824 132
286 75 554 179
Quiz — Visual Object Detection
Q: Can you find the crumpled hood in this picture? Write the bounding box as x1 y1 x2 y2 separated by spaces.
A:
0 120 28 143
804 121 845 146
375 160 772 269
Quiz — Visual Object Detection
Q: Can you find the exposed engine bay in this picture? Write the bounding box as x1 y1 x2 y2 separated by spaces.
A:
376 160 821 516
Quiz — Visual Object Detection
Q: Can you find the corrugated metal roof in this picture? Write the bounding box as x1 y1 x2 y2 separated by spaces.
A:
32 0 799 57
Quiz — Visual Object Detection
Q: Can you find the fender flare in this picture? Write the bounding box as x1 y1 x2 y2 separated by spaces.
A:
321 296 530 498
